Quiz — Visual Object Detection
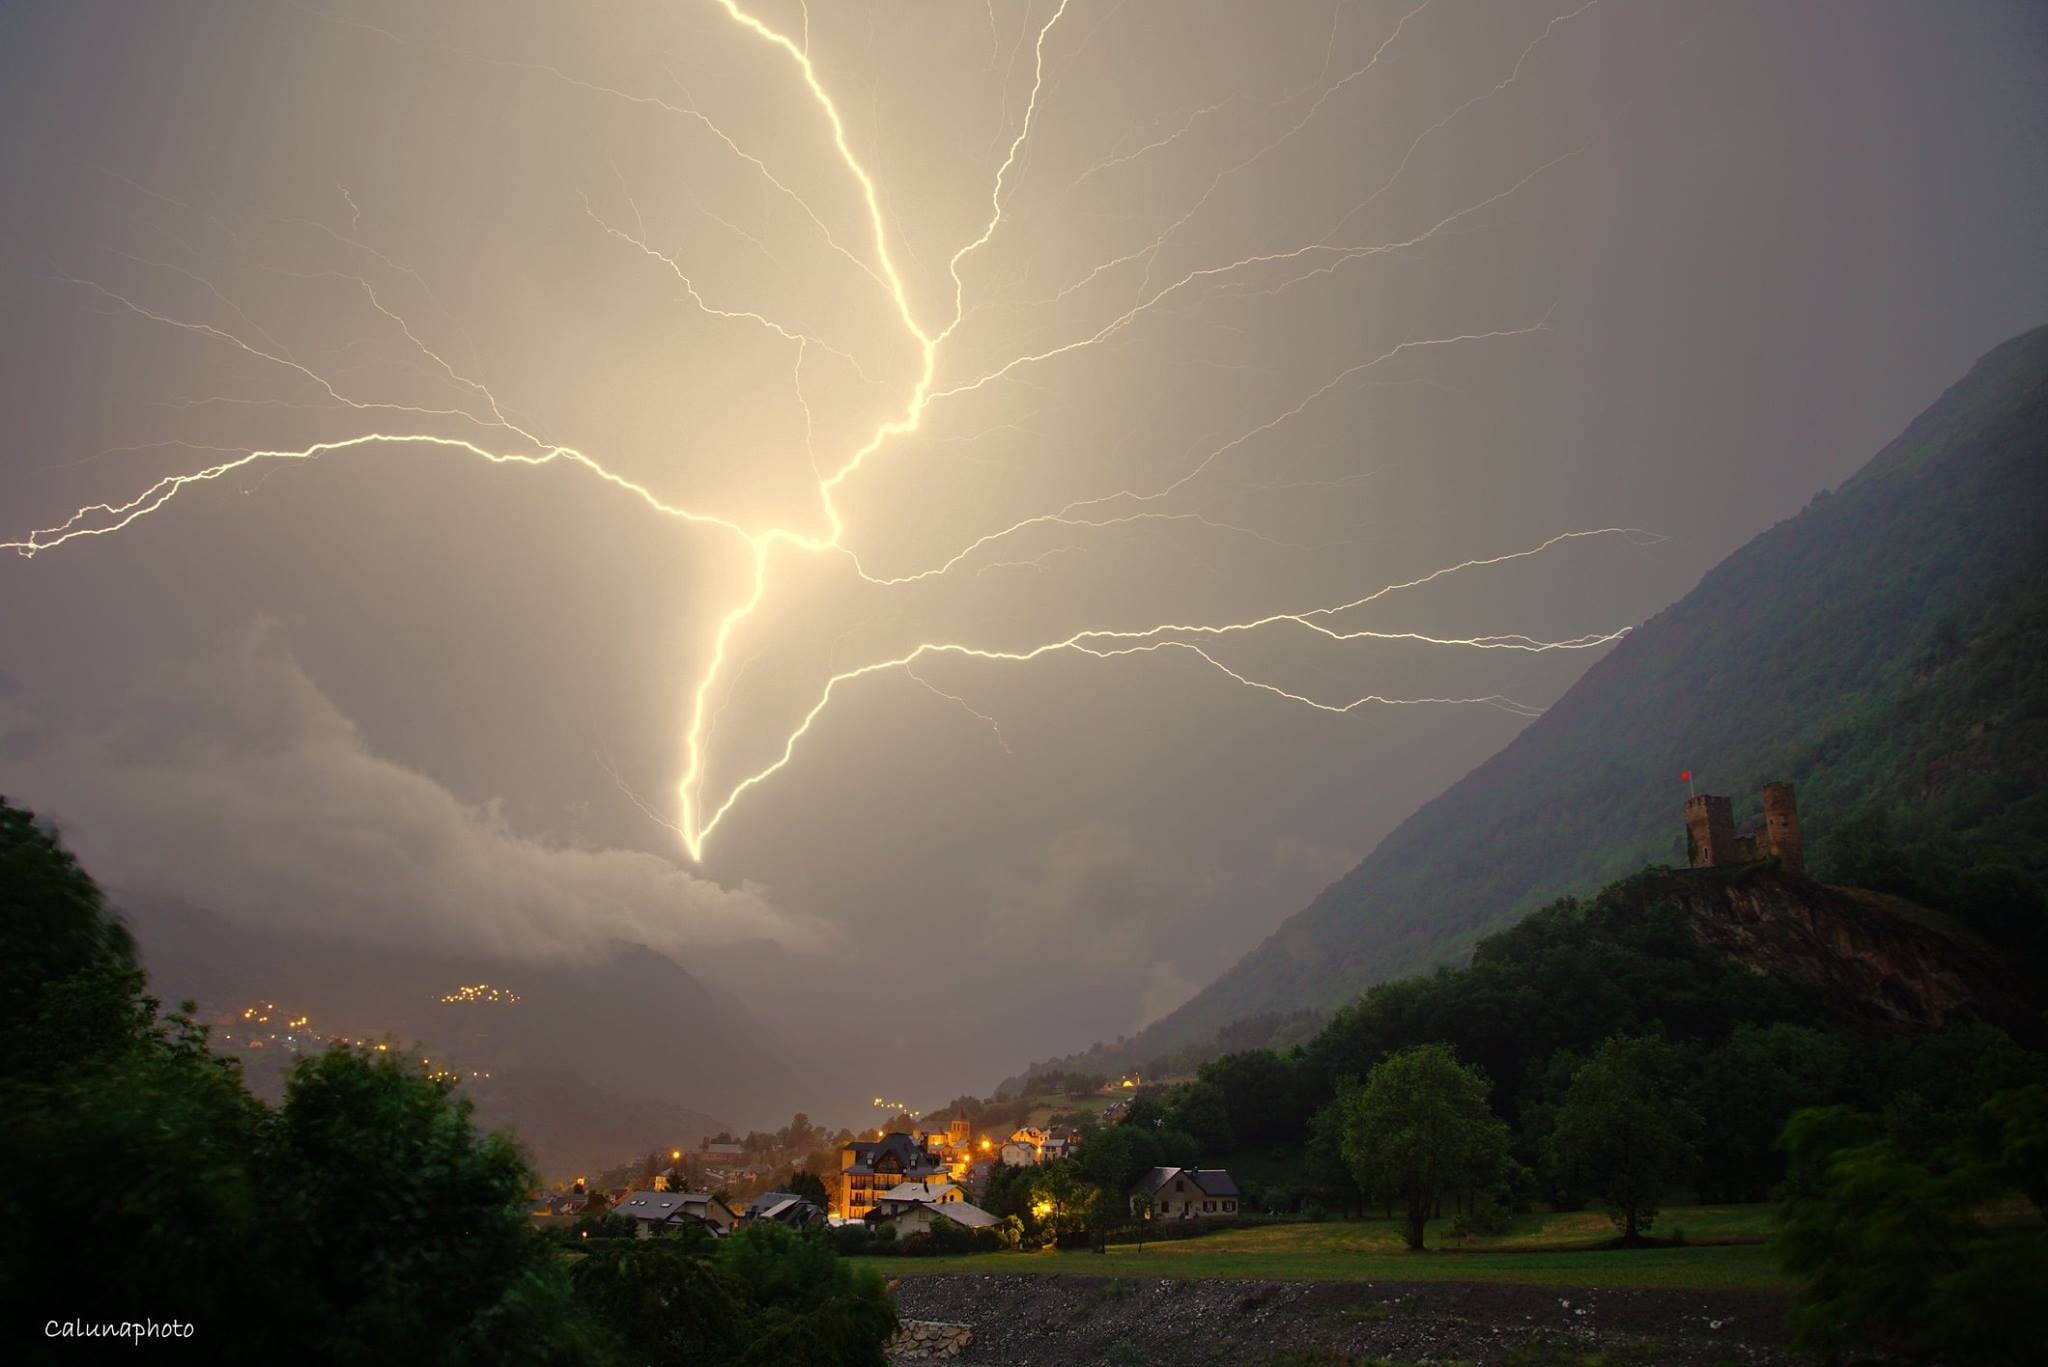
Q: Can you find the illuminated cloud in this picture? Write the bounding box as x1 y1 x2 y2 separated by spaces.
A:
2 0 1640 869
0 623 815 961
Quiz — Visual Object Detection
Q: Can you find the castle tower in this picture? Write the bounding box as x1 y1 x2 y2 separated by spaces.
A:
1685 794 1736 869
1762 781 1803 873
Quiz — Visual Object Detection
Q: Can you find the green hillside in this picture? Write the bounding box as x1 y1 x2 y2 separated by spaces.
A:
1091 325 2048 1068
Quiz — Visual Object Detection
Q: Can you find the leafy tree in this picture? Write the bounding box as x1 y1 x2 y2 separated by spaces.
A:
1688 1023 1847 1201
785 1169 830 1207
979 1161 1037 1225
1120 1096 1169 1132
571 1239 748 1363
1985 1084 2048 1216
1164 1078 1235 1155
1128 1192 1153 1247
261 1048 584 1364
1304 1087 1368 1217
0 991 267 1333
1545 1035 1698 1240
1196 1048 1300 1146
1953 863 2048 941
1338 1043 1509 1250
715 1223 897 1364
1030 1160 1101 1237
0 798 140 1073
0 802 269 1333
1074 1120 1158 1195
1776 1097 2048 1365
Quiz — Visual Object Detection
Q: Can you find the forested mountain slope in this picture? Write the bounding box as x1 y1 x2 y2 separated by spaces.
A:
1072 325 2048 1073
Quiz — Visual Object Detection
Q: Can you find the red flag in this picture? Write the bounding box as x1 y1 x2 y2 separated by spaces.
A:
1680 771 1691 782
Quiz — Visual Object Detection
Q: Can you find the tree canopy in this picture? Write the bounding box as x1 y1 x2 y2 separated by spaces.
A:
1337 1043 1509 1250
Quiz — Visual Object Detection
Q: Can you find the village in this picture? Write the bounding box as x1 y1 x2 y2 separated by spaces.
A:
529 1080 1242 1250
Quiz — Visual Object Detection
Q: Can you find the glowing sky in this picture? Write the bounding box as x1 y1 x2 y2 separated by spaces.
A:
3 0 2044 1113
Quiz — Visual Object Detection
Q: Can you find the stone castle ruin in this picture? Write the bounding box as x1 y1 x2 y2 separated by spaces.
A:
1685 781 1803 873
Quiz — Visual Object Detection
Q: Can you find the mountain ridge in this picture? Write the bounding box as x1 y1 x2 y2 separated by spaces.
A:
1021 324 2048 1081
117 893 762 1177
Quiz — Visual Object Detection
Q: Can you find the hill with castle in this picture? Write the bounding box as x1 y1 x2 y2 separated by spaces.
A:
1018 324 2048 1083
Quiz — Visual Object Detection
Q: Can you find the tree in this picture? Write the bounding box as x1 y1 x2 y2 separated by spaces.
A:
260 1048 585 1362
1031 1160 1100 1237
1546 1035 1698 1241
1074 1120 1159 1196
1338 1043 1509 1250
1164 1079 1235 1154
1305 1087 1368 1216
1197 1048 1299 1146
571 1240 747 1364
0 798 140 1073
1689 1023 1847 1201
1776 1099 2048 1366
786 1169 830 1207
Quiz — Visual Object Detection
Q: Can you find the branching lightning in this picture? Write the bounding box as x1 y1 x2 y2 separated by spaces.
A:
9 0 1634 866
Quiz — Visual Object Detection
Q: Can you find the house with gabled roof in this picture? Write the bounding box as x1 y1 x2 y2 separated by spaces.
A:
741 1190 826 1230
1130 1166 1240 1220
864 1190 1003 1239
614 1189 739 1237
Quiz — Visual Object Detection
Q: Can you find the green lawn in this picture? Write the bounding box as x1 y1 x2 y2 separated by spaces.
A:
856 1206 1793 1292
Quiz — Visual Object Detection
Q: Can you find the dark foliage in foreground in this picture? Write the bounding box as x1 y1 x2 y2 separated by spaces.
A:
0 798 893 1365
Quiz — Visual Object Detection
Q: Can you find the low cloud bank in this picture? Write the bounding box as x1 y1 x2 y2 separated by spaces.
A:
0 623 815 961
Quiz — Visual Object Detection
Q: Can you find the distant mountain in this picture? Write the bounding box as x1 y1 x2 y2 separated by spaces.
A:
119 895 771 1178
1044 325 2048 1075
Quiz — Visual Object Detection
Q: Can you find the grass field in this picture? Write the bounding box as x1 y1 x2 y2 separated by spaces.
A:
855 1205 1793 1292
1022 1094 1119 1127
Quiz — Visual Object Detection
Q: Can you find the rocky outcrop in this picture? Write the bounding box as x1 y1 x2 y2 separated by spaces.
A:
1621 865 2043 1045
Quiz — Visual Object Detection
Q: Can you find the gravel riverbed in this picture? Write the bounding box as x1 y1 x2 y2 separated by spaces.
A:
889 1272 1803 1366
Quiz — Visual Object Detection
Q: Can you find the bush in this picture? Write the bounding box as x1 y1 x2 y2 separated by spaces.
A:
1450 1192 1514 1238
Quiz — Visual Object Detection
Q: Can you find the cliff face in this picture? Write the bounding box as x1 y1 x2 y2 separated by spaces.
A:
1618 866 2043 1046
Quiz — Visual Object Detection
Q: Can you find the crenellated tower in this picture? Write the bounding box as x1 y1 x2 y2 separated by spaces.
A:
1762 781 1803 873
1685 781 1803 872
1685 794 1736 869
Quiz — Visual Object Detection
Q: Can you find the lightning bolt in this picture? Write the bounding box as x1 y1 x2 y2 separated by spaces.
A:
10 0 1635 870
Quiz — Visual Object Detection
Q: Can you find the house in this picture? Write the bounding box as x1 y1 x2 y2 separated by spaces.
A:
998 1141 1037 1167
864 1193 1003 1239
700 1140 745 1165
528 1190 602 1229
872 1180 962 1210
835 1132 948 1220
741 1191 826 1230
1041 1124 1083 1161
614 1189 739 1237
1130 1167 1240 1220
